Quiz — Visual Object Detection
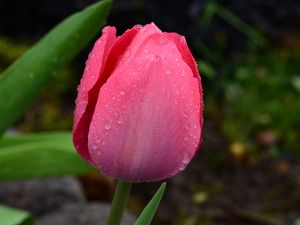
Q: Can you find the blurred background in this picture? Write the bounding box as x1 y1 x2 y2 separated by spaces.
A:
0 0 300 225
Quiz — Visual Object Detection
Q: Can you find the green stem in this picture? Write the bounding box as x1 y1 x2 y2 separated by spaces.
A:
106 180 132 225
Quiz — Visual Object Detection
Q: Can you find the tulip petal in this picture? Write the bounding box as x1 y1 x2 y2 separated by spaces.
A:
88 33 202 182
166 33 204 144
73 26 116 161
73 25 142 162
165 33 200 79
120 23 161 63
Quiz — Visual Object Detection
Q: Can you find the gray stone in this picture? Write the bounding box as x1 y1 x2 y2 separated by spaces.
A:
37 203 136 225
0 177 85 216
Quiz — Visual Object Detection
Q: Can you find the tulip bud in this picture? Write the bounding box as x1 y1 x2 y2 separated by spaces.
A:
73 23 203 182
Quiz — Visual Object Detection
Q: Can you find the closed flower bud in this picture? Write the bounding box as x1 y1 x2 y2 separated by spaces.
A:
73 23 203 182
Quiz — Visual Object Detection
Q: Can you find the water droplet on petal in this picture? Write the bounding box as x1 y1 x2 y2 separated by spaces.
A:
178 164 186 171
92 144 98 150
117 116 124 125
182 153 190 164
102 141 106 146
183 112 189 118
104 121 112 130
119 90 126 95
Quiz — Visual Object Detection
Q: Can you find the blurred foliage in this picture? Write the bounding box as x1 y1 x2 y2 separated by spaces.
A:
0 132 93 180
0 37 76 131
208 45 300 156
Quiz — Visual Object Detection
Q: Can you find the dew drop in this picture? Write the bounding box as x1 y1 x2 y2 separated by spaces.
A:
178 164 186 171
117 116 124 125
182 153 190 164
183 112 189 118
104 121 112 130
102 141 106 146
119 90 126 95
92 144 98 150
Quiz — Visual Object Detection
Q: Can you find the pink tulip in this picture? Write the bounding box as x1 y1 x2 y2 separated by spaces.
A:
73 23 203 182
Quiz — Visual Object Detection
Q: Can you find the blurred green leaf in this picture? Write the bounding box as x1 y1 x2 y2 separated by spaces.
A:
198 61 216 79
0 132 71 148
200 0 218 27
0 132 94 181
0 204 34 225
215 2 268 48
294 219 300 225
134 183 166 225
0 0 112 136
201 1 268 48
291 75 300 92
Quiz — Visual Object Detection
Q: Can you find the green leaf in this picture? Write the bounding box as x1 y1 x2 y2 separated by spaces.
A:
198 61 216 79
291 75 300 92
0 204 34 225
134 183 166 225
0 132 72 148
0 0 112 136
0 132 94 181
